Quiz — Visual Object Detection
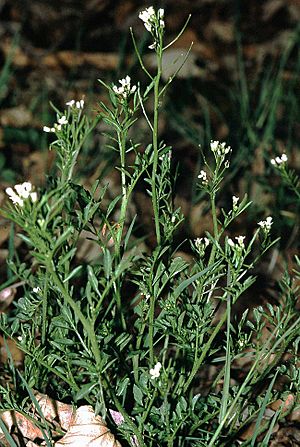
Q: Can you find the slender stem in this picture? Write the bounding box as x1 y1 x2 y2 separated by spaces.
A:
151 49 162 246
41 272 49 346
117 130 128 249
115 130 128 330
208 192 219 265
219 266 231 422
149 293 155 365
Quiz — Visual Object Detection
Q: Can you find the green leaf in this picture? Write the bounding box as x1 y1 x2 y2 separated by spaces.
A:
75 382 97 401
133 384 143 406
173 260 222 299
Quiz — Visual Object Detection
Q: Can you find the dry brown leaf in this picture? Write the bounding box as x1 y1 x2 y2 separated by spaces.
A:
269 394 294 412
55 405 122 447
35 392 74 431
0 410 43 440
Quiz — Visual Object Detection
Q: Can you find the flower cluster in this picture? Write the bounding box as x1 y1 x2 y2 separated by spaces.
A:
113 76 137 100
66 99 84 109
194 237 210 257
6 182 37 207
227 236 245 249
198 170 208 185
210 140 231 157
43 115 68 133
258 216 273 233
149 361 162 379
139 6 165 32
195 237 209 250
139 7 165 49
271 153 288 168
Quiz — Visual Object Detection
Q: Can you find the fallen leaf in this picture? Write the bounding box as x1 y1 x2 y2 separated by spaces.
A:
0 410 43 440
35 392 74 431
55 405 122 447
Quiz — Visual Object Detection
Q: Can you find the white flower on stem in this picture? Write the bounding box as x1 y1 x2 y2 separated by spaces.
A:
43 126 54 133
270 153 288 167
58 115 68 125
33 287 41 293
210 140 231 157
228 236 245 249
195 237 209 250
113 75 137 99
158 8 165 28
232 195 239 210
139 6 156 31
66 100 75 107
227 238 235 248
5 188 24 206
198 170 208 185
139 6 165 49
235 235 245 248
76 99 84 109
258 216 273 232
5 182 37 207
149 361 162 379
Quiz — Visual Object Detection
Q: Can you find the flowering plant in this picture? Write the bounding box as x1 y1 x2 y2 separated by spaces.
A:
0 7 299 447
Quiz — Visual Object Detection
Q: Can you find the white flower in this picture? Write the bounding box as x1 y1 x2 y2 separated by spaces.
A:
30 192 38 202
43 126 54 133
139 6 155 31
258 216 273 232
150 362 162 379
139 6 165 34
5 187 24 206
235 235 245 248
210 140 231 157
113 76 137 99
232 195 239 209
33 287 41 293
271 153 288 167
227 238 235 247
66 99 84 109
195 237 210 251
66 100 75 107
76 99 84 109
198 170 208 185
228 236 245 249
5 182 37 207
15 182 32 199
58 115 68 125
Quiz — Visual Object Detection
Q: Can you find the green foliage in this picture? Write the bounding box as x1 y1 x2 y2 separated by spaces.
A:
0 7 299 447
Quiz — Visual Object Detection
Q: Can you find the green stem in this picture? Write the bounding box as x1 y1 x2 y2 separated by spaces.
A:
208 192 219 265
219 266 231 422
151 50 162 246
115 130 128 331
117 130 128 250
41 272 49 346
149 293 155 365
